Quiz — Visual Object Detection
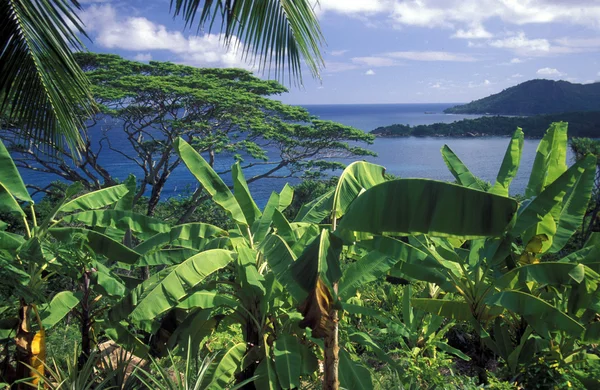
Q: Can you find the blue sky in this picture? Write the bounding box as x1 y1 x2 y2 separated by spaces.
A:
78 0 600 104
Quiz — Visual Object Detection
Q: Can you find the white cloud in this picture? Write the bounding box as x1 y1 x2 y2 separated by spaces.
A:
511 73 524 78
329 49 349 56
352 56 397 67
365 69 376 76
452 24 493 39
537 67 565 76
510 58 523 64
316 0 392 15
323 61 359 73
468 79 493 88
79 5 251 69
385 51 477 62
489 32 550 55
555 37 600 48
319 1 600 42
133 53 152 61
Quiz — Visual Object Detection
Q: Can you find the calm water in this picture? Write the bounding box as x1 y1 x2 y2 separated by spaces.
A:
18 103 573 205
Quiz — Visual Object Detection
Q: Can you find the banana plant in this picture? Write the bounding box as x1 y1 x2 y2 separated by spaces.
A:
264 158 519 389
105 137 329 389
400 123 599 380
0 140 150 386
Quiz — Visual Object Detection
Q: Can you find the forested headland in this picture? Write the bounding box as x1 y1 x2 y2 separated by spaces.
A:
371 111 600 138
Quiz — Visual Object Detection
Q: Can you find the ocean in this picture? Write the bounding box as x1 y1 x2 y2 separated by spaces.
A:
18 103 574 206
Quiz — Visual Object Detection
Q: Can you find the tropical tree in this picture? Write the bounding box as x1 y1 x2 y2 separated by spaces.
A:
0 0 323 152
2 53 373 219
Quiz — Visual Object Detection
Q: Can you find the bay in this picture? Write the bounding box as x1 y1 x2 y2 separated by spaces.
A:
17 103 573 206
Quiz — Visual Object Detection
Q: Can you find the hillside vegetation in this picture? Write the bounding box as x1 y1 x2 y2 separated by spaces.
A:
371 110 600 138
444 79 600 115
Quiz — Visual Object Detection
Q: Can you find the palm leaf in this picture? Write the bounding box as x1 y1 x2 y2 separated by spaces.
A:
0 0 94 152
169 0 324 84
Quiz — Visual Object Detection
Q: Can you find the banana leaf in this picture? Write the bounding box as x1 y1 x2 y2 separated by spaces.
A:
58 185 129 212
128 249 235 324
441 145 483 190
490 128 524 196
338 179 517 239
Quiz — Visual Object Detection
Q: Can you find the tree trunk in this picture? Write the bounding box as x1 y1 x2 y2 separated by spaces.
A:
14 301 45 389
14 301 33 389
323 286 339 390
237 303 261 390
78 271 92 368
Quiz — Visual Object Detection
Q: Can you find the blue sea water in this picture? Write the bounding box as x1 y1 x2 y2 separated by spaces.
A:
18 103 573 206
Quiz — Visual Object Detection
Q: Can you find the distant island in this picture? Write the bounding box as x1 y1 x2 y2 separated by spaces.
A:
371 111 600 138
444 79 600 115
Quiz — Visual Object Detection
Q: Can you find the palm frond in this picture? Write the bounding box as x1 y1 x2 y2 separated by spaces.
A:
170 0 325 85
0 0 94 153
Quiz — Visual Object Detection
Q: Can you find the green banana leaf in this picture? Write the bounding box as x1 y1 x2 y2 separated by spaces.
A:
262 234 305 302
134 222 227 254
167 309 220 358
61 210 170 235
128 249 235 323
278 184 294 211
48 227 141 264
485 290 585 336
513 156 592 244
332 161 387 220
526 122 568 198
441 145 483 190
177 290 240 310
495 262 588 290
0 230 25 250
237 246 266 297
58 185 129 212
290 229 342 294
338 179 517 239
0 182 25 216
114 174 137 211
490 128 524 196
232 162 262 226
39 291 81 328
253 191 282 244
0 140 32 203
175 137 247 226
339 348 373 390
549 155 596 252
294 189 334 223
201 343 246 390
338 249 400 300
91 261 127 298
274 334 302 389
255 342 279 390
137 248 200 266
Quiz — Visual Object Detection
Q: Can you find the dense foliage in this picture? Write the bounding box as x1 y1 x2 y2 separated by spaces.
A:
2 122 599 390
444 79 600 115
371 110 600 138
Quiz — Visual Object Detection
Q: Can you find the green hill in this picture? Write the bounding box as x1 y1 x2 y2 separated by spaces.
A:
444 79 600 115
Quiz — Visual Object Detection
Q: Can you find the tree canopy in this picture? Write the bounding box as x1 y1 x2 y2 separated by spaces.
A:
2 53 374 218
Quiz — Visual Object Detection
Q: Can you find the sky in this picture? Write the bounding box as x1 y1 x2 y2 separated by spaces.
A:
77 0 600 105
